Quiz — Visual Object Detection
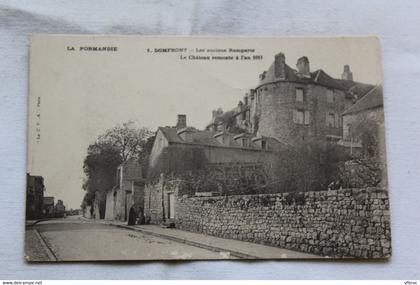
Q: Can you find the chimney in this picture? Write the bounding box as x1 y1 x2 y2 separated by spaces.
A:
274 53 286 79
244 94 249 106
212 108 223 119
296 56 310 77
237 100 243 110
176 114 186 129
342 64 353 81
249 89 255 100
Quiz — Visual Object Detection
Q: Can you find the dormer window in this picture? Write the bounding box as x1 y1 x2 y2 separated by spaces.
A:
242 138 250 147
214 131 230 146
261 140 267 150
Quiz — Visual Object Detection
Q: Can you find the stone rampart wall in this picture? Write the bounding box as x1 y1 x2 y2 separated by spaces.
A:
175 187 391 258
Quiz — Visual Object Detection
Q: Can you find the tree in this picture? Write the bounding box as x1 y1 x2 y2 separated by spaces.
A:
97 121 153 161
82 141 122 194
81 121 153 211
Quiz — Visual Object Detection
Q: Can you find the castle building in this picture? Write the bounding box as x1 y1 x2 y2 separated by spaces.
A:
144 53 385 225
207 53 380 146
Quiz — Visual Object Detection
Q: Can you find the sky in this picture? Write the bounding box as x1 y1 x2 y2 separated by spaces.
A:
27 36 382 209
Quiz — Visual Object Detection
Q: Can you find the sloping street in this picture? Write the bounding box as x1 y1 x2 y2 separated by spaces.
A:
25 216 236 261
25 215 318 261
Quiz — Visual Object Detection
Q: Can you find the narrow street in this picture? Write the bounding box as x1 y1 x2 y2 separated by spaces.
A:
25 216 236 261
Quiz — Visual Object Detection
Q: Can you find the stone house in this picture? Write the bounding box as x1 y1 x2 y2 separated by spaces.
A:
340 85 385 158
105 158 145 221
145 115 285 224
342 85 384 141
149 115 284 170
207 53 377 147
26 174 45 220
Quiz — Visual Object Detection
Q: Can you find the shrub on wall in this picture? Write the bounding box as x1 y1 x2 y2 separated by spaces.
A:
338 157 382 188
268 142 351 193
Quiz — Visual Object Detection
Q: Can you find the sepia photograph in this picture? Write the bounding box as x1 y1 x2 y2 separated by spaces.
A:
25 35 390 261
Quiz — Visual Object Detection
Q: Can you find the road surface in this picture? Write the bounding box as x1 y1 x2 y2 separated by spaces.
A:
25 216 235 261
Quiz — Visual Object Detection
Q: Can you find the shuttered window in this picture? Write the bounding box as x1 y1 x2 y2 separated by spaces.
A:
326 112 340 128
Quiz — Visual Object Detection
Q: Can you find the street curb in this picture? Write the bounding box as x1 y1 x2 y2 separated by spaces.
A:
33 229 58 262
109 223 258 259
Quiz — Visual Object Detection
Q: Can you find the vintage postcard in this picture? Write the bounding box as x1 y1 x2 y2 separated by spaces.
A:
26 35 391 261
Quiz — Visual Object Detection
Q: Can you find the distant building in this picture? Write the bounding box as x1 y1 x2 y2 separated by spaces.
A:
26 174 45 220
92 191 106 219
105 158 144 221
83 205 93 219
55 199 66 218
43 196 55 218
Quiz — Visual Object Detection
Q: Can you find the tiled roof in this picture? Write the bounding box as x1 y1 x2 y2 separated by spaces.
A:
257 62 375 99
159 127 283 151
342 85 383 115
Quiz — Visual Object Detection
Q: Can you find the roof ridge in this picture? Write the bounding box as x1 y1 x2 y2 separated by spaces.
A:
343 84 383 115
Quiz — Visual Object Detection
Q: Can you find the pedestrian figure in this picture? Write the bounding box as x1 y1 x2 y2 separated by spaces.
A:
127 206 137 225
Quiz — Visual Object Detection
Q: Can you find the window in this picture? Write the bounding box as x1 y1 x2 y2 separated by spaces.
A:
327 89 334 103
327 113 341 128
327 112 336 128
293 109 310 125
295 88 304 102
242 138 249 147
296 110 304 124
261 140 267 150
335 115 340 128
